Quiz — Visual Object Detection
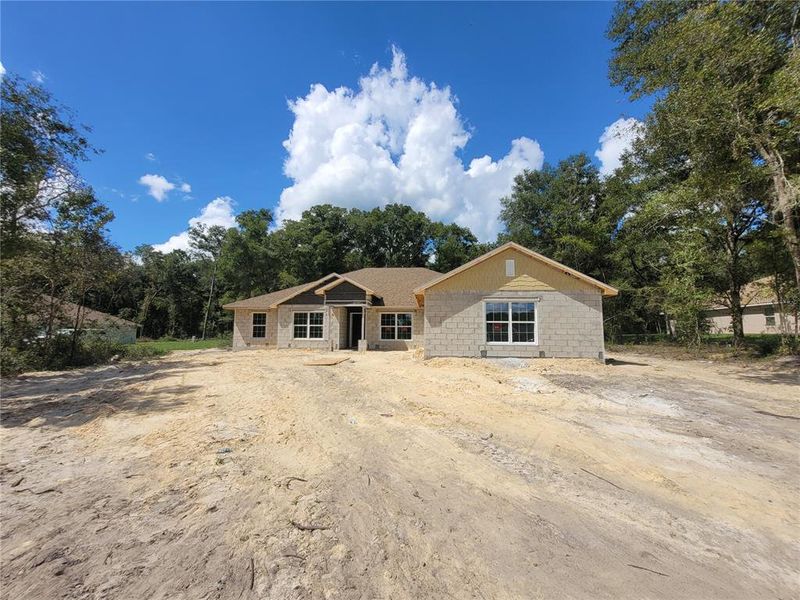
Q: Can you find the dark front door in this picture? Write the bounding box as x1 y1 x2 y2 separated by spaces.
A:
349 311 363 348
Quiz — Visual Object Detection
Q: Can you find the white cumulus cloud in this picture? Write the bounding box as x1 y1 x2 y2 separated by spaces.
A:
0 62 6 77
595 117 642 177
277 47 544 241
138 173 192 202
152 197 237 253
145 152 157 161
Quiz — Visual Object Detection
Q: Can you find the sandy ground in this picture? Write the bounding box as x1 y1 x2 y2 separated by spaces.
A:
1 348 798 600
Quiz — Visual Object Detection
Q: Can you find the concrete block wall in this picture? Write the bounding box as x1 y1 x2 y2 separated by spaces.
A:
276 304 333 350
232 308 277 350
330 307 347 350
423 290 604 359
365 308 424 350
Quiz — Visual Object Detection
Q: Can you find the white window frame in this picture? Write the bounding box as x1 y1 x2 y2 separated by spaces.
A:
292 310 325 339
483 299 538 345
252 312 267 338
380 312 413 341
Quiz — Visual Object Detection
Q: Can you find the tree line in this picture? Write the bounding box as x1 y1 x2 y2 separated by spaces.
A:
1 1 797 373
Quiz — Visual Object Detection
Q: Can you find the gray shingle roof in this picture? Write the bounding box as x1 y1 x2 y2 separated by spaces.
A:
222 281 324 310
223 267 441 310
343 267 440 307
41 296 137 329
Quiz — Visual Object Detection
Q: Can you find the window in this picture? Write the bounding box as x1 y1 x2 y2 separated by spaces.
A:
505 259 516 277
765 305 776 327
293 311 324 339
252 313 266 338
485 301 536 344
380 312 413 340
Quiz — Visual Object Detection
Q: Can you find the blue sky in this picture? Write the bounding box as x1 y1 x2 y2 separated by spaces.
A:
2 1 649 250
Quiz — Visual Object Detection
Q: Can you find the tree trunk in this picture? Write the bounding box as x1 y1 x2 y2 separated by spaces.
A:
46 285 57 339
725 220 745 348
729 294 744 347
760 145 800 292
139 286 159 338
69 291 85 364
201 261 217 341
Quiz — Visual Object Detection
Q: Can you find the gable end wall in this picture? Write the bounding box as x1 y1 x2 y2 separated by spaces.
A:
423 248 605 359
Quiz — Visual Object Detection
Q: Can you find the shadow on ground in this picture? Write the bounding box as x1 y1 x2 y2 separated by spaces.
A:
732 369 800 387
0 358 220 430
605 357 650 367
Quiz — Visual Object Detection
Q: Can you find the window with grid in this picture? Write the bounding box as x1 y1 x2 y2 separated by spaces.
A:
252 312 266 338
293 311 324 339
380 313 412 340
765 305 776 327
485 301 536 343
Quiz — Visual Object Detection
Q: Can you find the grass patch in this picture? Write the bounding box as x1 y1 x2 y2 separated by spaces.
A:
133 338 231 353
607 333 797 361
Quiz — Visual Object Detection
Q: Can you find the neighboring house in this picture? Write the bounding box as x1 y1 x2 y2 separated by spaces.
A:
40 297 138 344
224 242 618 359
703 277 799 335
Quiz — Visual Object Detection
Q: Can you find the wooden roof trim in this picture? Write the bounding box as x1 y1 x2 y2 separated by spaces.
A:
412 241 619 297
313 275 376 296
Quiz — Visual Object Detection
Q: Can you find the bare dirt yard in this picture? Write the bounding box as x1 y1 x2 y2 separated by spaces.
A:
1 348 798 599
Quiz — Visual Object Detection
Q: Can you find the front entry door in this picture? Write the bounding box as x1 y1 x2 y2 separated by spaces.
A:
349 312 363 348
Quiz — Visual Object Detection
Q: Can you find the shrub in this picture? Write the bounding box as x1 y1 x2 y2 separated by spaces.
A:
122 344 167 360
1 333 160 376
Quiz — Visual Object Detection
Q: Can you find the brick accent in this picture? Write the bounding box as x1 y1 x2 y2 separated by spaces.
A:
423 290 605 360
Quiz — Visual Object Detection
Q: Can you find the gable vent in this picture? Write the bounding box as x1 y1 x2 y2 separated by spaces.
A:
505 259 515 277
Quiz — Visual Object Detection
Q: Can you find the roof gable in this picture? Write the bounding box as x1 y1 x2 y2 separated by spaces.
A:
222 274 338 310
415 242 618 297
315 275 375 296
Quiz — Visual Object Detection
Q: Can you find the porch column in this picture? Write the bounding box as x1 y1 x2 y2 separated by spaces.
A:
357 306 368 353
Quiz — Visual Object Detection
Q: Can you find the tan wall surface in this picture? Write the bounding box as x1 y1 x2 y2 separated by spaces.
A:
232 308 277 350
705 305 799 335
423 289 605 359
428 247 597 294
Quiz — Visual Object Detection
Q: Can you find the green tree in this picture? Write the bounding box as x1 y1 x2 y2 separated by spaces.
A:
274 205 353 282
218 209 279 300
51 189 119 360
427 222 486 273
0 75 130 373
0 75 97 256
133 247 204 339
609 0 800 289
190 224 227 340
349 204 432 268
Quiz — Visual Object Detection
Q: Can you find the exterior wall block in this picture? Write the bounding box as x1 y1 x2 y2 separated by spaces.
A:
423 290 605 360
